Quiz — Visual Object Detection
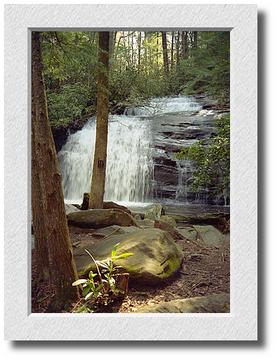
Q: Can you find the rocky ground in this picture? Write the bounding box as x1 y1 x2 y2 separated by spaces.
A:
32 203 230 313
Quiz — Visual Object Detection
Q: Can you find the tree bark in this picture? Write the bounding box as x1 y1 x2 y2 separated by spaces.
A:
176 31 180 66
171 31 175 70
31 92 50 282
181 31 188 59
89 32 110 209
32 31 79 310
193 31 198 49
137 32 141 69
161 32 169 74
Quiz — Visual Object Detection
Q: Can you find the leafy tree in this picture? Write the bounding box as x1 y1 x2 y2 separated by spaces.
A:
40 30 230 129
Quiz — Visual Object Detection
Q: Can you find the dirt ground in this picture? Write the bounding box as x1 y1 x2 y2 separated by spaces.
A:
32 224 229 313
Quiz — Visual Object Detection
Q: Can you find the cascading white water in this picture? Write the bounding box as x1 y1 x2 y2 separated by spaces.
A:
58 96 203 204
175 158 194 203
58 115 154 204
124 96 201 117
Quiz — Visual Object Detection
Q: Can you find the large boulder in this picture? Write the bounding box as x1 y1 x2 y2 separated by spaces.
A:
68 209 138 229
193 225 225 246
137 293 230 313
74 228 183 284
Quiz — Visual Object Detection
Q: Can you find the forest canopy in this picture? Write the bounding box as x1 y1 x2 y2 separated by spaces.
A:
41 31 230 127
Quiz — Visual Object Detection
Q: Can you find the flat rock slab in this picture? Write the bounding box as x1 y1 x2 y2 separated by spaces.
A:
136 293 230 313
74 228 183 284
68 209 138 229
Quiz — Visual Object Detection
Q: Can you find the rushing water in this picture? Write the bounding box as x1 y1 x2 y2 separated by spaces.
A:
58 96 223 205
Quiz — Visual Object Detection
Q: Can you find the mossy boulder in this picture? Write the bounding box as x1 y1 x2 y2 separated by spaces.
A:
74 228 183 284
137 293 230 313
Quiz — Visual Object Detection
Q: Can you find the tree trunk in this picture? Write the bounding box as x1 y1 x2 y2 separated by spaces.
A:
137 32 141 68
89 32 110 209
181 31 188 59
176 31 180 66
32 31 79 310
171 31 175 70
161 32 169 74
193 31 198 49
31 94 49 282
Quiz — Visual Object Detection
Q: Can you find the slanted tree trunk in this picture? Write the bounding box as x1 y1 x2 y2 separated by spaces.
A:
89 32 110 209
161 32 169 74
32 31 79 310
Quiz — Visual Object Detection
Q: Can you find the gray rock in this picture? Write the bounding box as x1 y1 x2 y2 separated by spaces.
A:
65 203 80 215
137 293 230 313
74 228 183 284
177 227 198 241
193 225 225 246
136 219 155 228
144 203 165 220
159 215 177 228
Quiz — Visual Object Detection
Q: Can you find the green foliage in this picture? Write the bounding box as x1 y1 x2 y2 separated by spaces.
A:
178 32 230 105
177 114 230 197
46 83 92 126
72 243 133 312
40 31 229 127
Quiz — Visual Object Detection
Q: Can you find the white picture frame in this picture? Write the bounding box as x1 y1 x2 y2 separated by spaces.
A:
4 4 257 341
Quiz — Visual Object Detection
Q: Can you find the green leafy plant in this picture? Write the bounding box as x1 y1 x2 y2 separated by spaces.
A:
177 114 230 200
72 243 133 311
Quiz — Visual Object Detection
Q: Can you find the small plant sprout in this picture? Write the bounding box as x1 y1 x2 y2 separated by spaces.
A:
72 243 133 310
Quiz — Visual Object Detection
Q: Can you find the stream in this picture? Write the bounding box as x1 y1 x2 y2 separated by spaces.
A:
58 95 229 210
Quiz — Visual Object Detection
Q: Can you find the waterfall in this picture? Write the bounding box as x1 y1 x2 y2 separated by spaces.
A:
175 159 194 203
58 115 153 204
58 95 215 205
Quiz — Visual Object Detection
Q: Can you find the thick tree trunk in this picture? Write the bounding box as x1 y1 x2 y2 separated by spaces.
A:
89 32 110 209
32 31 79 310
161 32 169 74
31 94 49 282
